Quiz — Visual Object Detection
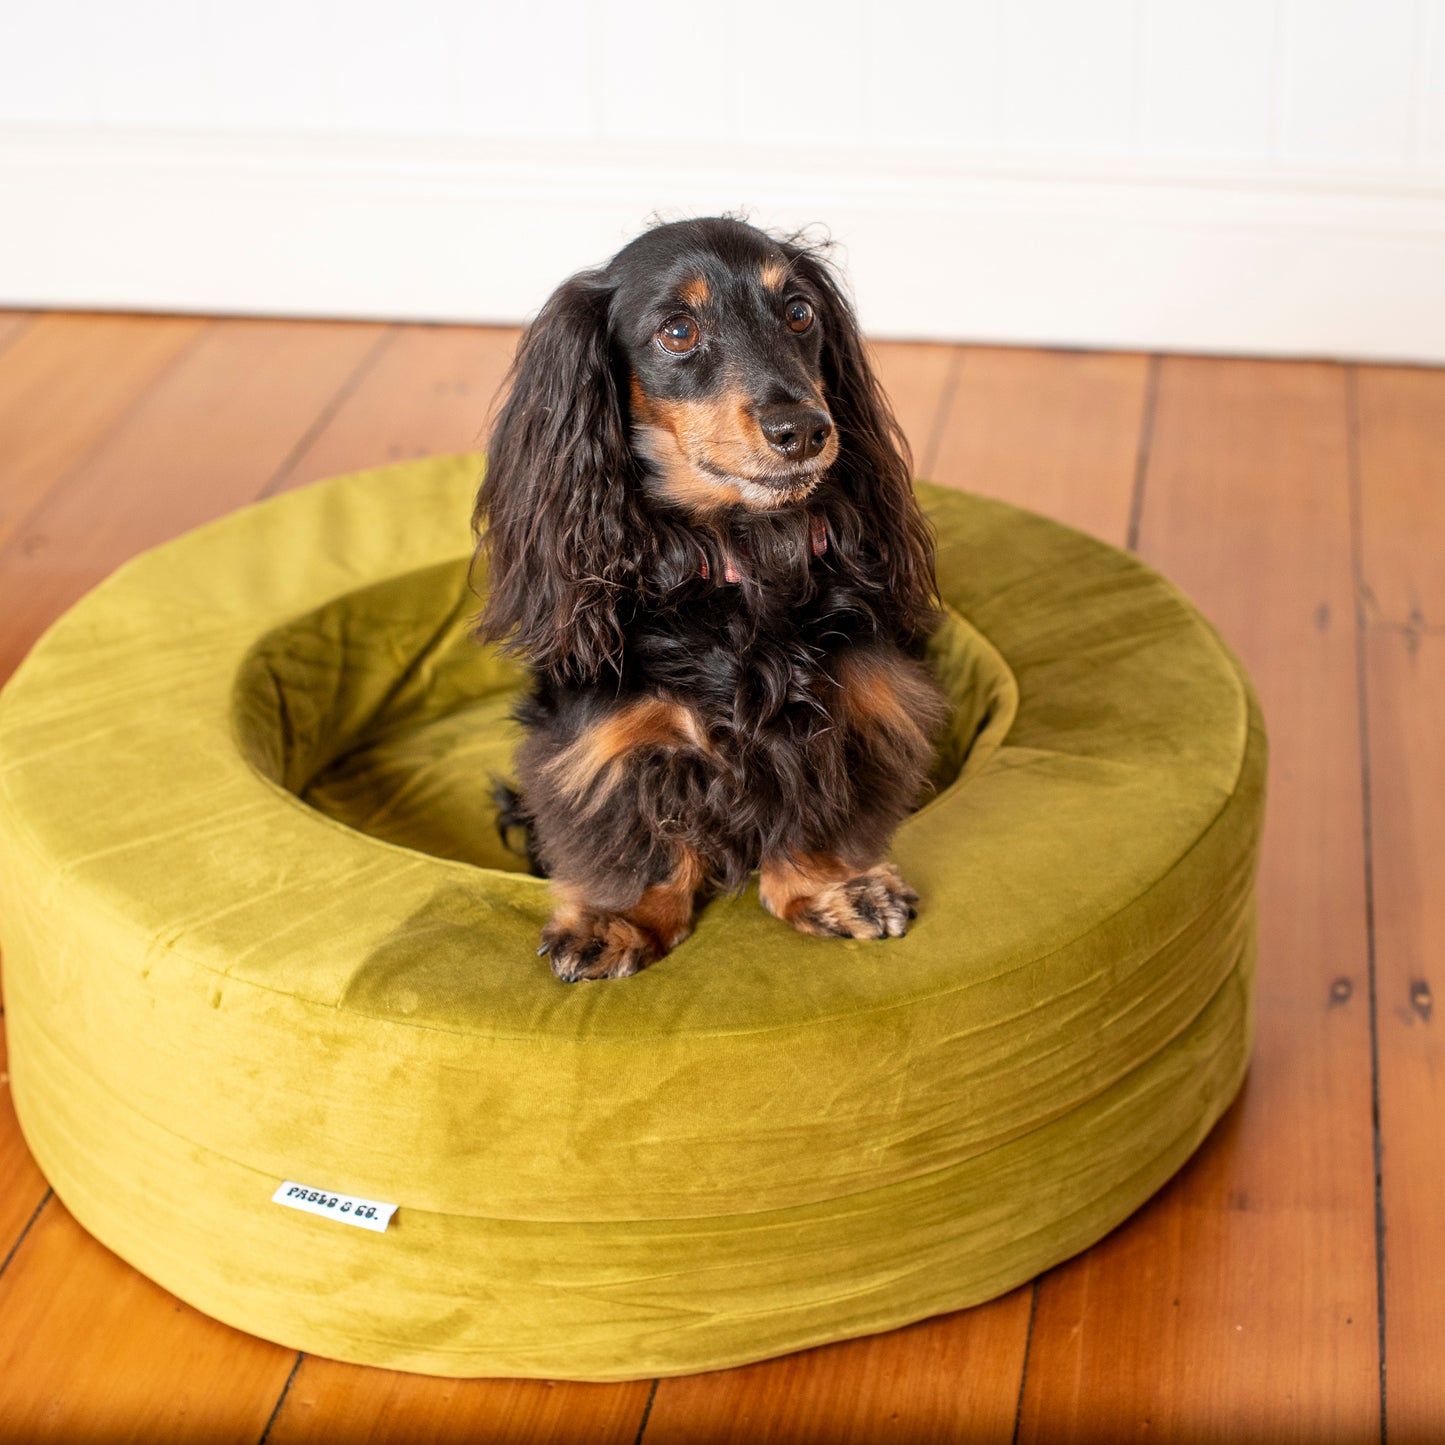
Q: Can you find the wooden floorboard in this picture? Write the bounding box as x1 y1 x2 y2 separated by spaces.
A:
927 346 1152 540
264 1367 650 1445
0 311 36 356
266 322 522 494
0 316 387 684
0 315 1432 1441
868 339 960 478
0 1200 294 1445
1355 365 1445 627
0 312 206 554
1016 358 1381 1443
639 1298 1033 1445
1355 363 1445 1443
0 1021 50 1260
1364 625 1443 1445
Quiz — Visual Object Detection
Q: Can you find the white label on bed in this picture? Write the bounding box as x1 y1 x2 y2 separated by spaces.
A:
272 1180 398 1233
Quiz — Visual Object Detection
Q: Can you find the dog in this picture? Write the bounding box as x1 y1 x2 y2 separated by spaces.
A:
474 216 946 981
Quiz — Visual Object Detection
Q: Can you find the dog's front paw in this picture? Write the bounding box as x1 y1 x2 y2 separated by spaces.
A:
540 908 660 982
791 863 919 940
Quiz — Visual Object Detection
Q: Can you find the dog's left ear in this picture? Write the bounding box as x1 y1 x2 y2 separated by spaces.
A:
784 243 939 643
472 270 641 682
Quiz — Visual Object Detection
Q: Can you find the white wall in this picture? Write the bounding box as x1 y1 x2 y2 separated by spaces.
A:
3 0 1444 360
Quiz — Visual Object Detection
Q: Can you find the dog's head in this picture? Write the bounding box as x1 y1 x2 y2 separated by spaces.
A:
475 216 935 680
612 219 840 512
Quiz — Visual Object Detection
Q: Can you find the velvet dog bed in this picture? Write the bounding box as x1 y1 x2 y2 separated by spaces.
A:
0 456 1265 1379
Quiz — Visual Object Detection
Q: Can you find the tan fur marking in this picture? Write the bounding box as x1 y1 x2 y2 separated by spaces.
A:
544 844 705 978
758 853 853 923
630 377 741 512
760 857 918 940
651 389 771 477
629 374 831 516
633 425 745 512
678 274 710 309
833 650 944 750
545 697 708 806
759 259 788 291
546 894 588 932
629 374 656 425
628 845 706 950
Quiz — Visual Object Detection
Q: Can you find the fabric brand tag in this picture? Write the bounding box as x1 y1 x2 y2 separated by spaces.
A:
272 1180 398 1233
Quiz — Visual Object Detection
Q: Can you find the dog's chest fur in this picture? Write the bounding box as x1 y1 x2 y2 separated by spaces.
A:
515 539 915 895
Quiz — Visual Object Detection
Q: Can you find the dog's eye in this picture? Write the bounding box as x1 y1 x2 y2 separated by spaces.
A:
785 299 815 334
657 315 701 354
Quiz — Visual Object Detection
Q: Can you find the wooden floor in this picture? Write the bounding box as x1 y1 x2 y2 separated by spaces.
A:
0 312 1440 1443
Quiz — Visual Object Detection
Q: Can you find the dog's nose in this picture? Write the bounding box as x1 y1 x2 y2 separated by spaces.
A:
758 404 833 462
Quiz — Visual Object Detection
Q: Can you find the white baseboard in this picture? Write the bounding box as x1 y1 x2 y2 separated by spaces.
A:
4 126 1444 363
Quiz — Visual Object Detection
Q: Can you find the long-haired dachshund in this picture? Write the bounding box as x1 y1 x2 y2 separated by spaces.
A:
474 216 947 981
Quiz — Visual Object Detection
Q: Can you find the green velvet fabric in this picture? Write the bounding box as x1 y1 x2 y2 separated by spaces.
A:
0 456 1265 1379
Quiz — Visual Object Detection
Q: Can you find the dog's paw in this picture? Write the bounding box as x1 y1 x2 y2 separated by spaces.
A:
539 909 660 982
791 863 919 940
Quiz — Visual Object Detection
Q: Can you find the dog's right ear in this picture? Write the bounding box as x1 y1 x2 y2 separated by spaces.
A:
472 270 638 682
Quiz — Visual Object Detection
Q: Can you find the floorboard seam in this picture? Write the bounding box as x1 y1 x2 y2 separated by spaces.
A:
0 320 214 570
1010 1279 1040 1445
257 1350 305 1445
1127 355 1161 552
0 311 38 362
257 326 400 499
0 1188 52 1282
632 1377 660 1445
1345 362 1388 1445
918 345 966 481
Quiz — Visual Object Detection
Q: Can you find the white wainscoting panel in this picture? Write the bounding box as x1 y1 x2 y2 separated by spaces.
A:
2 0 1444 359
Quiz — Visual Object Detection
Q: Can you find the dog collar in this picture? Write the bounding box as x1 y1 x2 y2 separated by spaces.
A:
700 512 828 584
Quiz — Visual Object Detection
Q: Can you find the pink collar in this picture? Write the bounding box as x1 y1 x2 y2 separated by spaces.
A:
701 512 828 584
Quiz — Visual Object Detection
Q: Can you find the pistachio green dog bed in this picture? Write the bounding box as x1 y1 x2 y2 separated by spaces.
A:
0 456 1264 1380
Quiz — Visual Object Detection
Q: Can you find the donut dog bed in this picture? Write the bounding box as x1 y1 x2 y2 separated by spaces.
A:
0 456 1265 1380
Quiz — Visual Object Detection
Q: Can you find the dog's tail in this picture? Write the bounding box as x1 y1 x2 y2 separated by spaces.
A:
492 779 548 877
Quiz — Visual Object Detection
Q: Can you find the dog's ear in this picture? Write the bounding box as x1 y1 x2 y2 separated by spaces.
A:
785 243 939 643
472 271 639 681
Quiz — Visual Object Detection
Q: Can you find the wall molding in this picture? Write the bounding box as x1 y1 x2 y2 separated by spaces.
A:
4 125 1444 362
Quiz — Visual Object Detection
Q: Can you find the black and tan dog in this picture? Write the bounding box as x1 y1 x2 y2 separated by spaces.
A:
474 216 946 981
